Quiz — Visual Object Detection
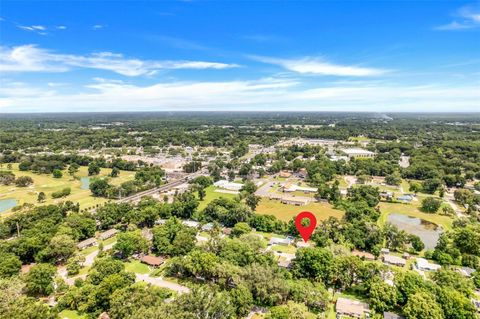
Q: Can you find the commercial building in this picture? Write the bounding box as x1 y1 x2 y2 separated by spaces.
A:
342 148 375 159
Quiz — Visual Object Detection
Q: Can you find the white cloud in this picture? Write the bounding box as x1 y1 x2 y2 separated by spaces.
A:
92 24 104 30
56 25 67 30
18 25 47 35
0 45 239 76
251 55 387 77
1 78 478 112
435 5 480 30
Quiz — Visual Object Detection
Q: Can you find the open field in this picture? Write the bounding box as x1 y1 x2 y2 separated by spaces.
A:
58 310 87 319
0 164 135 215
197 185 237 210
125 260 151 274
256 198 344 222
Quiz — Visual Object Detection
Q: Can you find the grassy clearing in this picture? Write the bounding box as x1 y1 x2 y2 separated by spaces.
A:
271 244 297 254
256 198 344 222
378 201 453 231
0 164 135 216
197 185 237 210
58 310 87 319
125 260 151 274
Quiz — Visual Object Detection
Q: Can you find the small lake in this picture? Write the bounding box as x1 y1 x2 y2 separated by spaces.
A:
80 177 91 190
387 213 442 250
0 199 18 213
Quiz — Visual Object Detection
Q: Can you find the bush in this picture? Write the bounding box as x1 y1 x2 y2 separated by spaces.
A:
15 176 34 187
52 187 71 198
421 197 442 213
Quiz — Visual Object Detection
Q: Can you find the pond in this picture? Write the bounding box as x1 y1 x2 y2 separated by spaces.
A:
0 199 18 213
387 213 442 250
80 177 91 190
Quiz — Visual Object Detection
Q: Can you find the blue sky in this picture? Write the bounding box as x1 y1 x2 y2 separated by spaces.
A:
0 1 479 112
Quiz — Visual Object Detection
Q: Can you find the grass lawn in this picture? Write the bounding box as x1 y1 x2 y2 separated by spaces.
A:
125 260 151 274
58 310 87 319
271 244 297 254
378 201 453 231
256 198 344 222
197 185 237 210
0 163 135 216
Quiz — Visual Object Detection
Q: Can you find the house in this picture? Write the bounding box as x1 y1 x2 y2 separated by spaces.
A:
97 229 118 240
277 259 292 269
141 228 153 241
269 237 292 246
182 220 200 228
296 241 311 248
341 148 375 159
201 223 214 232
383 254 407 267
336 297 370 318
380 248 390 255
296 168 308 179
140 255 165 267
352 250 376 261
415 258 441 271
155 219 167 225
280 196 312 206
457 266 476 277
471 297 480 313
397 195 413 203
213 180 244 191
384 312 405 319
278 171 292 178
77 238 98 250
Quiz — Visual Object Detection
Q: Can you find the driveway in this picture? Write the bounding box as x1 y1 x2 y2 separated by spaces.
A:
135 273 190 294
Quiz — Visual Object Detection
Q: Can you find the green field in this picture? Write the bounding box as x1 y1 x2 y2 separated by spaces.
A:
125 260 151 274
0 163 135 216
256 198 344 222
197 185 237 210
58 310 87 319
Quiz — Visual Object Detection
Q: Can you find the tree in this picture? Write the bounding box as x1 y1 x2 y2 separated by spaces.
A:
109 284 172 319
291 247 333 283
231 222 252 237
421 197 442 213
52 169 63 178
24 263 57 296
88 162 101 176
113 231 149 258
43 234 76 262
68 163 79 177
37 192 46 203
197 185 206 201
245 194 260 211
409 181 422 194
437 288 477 319
89 178 111 197
347 185 380 207
111 167 120 177
403 292 444 319
66 254 85 276
152 218 196 256
15 176 34 187
266 301 311 319
0 253 21 277
368 278 398 313
241 180 257 194
385 172 402 186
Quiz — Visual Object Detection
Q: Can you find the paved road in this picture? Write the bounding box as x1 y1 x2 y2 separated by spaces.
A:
135 273 190 294
117 171 205 204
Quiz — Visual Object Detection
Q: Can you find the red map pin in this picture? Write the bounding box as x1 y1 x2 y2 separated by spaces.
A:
295 211 317 242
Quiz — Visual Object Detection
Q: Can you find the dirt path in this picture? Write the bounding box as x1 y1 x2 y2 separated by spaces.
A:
135 273 190 294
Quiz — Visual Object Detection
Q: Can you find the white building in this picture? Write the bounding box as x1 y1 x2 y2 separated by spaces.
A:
342 148 376 159
415 258 441 271
214 180 244 191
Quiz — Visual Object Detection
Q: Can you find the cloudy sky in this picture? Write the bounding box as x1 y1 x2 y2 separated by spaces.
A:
0 1 479 112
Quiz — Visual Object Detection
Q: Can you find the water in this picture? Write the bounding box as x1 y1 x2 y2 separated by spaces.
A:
387 213 442 250
0 199 18 213
80 177 91 190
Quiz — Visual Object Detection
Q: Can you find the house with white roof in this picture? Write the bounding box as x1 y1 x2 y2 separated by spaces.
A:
213 180 243 191
414 258 441 271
